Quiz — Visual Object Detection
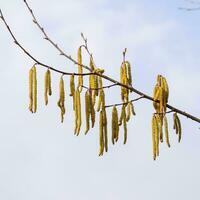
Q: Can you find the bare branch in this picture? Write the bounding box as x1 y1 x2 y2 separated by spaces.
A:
105 96 145 108
1 5 200 124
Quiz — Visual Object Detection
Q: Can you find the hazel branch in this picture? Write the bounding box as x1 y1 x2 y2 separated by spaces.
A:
82 83 118 91
1 6 200 124
105 96 145 108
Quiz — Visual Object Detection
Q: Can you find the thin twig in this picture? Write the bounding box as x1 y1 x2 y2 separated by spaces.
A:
0 10 94 76
1 7 200 124
82 83 118 91
178 6 200 11
105 96 145 108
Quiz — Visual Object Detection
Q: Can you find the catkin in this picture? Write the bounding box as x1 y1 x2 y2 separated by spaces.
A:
173 113 178 134
176 114 182 142
48 69 52 96
154 115 159 156
152 115 157 160
125 61 132 86
76 88 82 135
112 106 119 145
130 102 136 116
29 67 33 113
103 109 108 152
164 115 170 148
74 89 78 134
32 65 37 113
57 76 65 123
99 110 104 156
77 46 83 91
44 69 49 105
85 90 90 135
123 108 127 145
89 90 95 128
70 74 75 97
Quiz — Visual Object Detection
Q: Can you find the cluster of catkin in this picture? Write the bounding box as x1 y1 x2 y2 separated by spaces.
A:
152 75 182 160
28 49 136 157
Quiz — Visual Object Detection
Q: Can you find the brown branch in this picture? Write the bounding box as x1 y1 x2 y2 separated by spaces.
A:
1 7 200 124
0 10 93 77
23 0 92 71
178 6 200 11
105 96 145 108
82 83 118 91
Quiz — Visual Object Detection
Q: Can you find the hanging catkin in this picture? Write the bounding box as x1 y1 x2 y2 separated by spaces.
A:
70 74 75 110
173 113 182 142
77 46 83 91
103 109 108 152
99 110 104 156
152 115 157 160
48 69 52 96
123 108 128 145
176 114 182 143
44 69 51 105
89 90 95 128
29 67 33 113
85 90 90 135
32 65 37 113
76 87 82 135
57 76 65 123
125 61 132 86
164 115 170 148
112 106 119 144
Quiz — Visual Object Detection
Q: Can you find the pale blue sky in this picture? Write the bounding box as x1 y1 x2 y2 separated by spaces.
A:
0 1 200 200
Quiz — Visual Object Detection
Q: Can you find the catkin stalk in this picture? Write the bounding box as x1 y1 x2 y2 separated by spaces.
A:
77 46 83 91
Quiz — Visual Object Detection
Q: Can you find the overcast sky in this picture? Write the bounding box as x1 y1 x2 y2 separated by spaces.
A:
0 0 200 200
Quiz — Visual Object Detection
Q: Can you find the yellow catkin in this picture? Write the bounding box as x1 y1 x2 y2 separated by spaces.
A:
123 107 127 145
162 76 169 103
89 56 95 71
173 113 178 134
111 106 116 145
120 63 126 102
70 74 75 111
99 110 104 156
76 88 82 135
156 115 163 143
74 89 78 134
32 66 37 113
44 69 49 105
77 46 83 91
70 74 75 97
85 90 90 135
57 76 65 123
164 115 170 148
126 102 132 122
152 115 157 160
125 61 132 86
130 102 136 116
97 90 103 112
48 69 52 96
154 115 159 156
119 105 125 126
103 109 108 152
176 114 182 143
29 67 33 113
89 90 95 128
112 106 119 144
153 84 160 112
